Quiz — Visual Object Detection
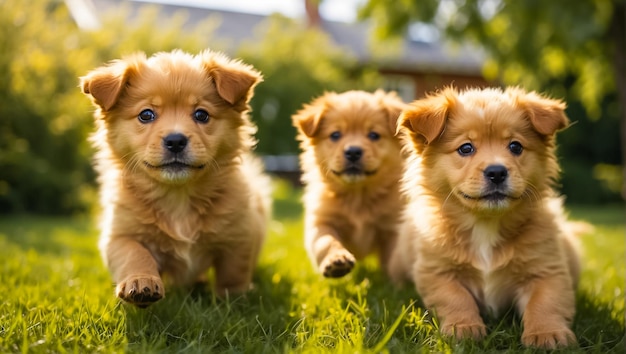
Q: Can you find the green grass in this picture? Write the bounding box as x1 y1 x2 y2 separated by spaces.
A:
0 181 624 353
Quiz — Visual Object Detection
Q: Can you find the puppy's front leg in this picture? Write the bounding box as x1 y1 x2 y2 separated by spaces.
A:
519 275 577 349
214 244 256 297
103 236 164 307
417 272 486 340
307 225 355 278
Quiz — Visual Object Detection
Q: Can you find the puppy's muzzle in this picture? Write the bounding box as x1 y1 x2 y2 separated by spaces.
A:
344 146 363 163
460 164 518 203
333 146 376 178
484 164 508 185
164 133 188 154
147 132 204 177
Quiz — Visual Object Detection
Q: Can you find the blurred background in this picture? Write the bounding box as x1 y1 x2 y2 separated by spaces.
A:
0 0 623 215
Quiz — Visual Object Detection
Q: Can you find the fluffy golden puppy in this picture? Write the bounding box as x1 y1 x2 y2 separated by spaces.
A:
293 90 407 278
80 49 271 307
390 87 580 349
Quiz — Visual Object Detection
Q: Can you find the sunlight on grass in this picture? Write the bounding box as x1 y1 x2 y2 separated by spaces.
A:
0 186 623 353
569 204 625 318
0 217 127 353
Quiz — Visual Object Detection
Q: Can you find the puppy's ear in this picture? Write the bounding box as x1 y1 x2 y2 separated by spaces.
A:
375 90 407 134
399 88 456 144
512 88 569 135
201 50 263 106
80 53 143 112
292 97 327 138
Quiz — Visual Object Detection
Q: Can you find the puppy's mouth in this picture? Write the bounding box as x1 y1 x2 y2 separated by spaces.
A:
332 166 377 177
459 191 520 202
144 161 206 171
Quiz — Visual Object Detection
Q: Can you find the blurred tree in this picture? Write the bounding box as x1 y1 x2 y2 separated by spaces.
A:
0 0 213 214
0 0 94 214
359 0 625 201
237 14 382 155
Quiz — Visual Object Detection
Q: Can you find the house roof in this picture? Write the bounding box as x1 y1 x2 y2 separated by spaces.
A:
70 0 484 75
319 20 484 74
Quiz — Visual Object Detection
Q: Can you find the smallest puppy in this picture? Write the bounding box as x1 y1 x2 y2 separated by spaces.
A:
391 87 580 349
293 90 407 278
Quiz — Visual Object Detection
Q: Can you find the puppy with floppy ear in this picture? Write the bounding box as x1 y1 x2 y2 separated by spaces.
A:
293 90 407 278
391 87 580 349
81 49 271 307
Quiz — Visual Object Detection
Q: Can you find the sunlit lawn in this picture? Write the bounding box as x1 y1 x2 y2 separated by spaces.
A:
0 181 624 353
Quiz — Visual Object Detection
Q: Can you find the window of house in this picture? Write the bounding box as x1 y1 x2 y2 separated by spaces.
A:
383 75 416 102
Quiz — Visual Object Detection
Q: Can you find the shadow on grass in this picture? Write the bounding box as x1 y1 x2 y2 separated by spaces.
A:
122 264 296 352
0 215 96 256
337 262 626 353
575 290 625 352
567 204 625 226
271 178 303 221
272 194 303 221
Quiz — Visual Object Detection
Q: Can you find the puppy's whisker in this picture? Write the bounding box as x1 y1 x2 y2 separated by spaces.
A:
118 152 139 188
521 189 534 202
523 183 542 204
120 152 140 170
319 157 334 179
122 153 151 190
126 154 143 175
208 157 220 174
442 187 458 210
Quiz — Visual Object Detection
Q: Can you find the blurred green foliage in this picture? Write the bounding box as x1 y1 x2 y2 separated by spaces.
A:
0 0 621 215
360 0 618 118
558 92 622 203
1 0 93 214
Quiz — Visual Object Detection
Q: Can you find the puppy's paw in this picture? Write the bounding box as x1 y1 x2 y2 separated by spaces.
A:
116 275 164 308
442 321 487 341
320 250 356 278
521 327 577 349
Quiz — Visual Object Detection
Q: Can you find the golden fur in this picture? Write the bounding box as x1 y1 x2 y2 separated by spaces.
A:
293 90 407 277
80 49 271 307
390 87 580 349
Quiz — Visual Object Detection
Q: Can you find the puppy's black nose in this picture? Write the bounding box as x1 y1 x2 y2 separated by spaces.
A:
163 133 188 153
344 146 363 162
484 164 508 185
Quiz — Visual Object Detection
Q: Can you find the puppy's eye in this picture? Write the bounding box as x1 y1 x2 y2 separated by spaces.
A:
329 131 341 142
367 132 380 141
193 109 210 123
138 109 156 123
509 141 523 155
457 143 475 156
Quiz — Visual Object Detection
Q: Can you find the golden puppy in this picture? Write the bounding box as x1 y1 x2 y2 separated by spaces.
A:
80 49 271 307
390 87 580 349
293 90 407 278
